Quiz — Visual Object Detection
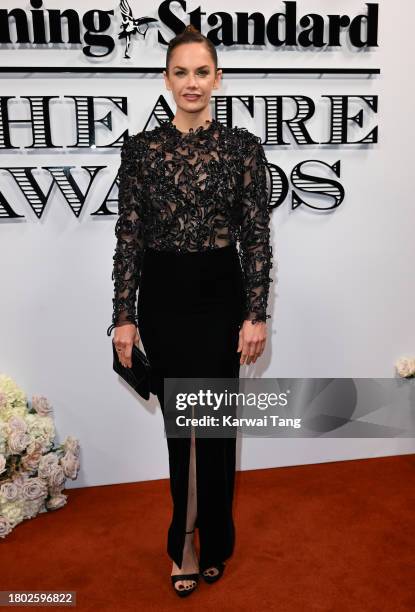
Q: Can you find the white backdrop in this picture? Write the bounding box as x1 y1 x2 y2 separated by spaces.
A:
0 0 414 488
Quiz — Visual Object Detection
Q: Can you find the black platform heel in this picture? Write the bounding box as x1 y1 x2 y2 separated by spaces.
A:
200 561 225 584
171 529 200 597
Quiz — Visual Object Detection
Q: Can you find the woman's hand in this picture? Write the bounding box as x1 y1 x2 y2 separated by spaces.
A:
237 320 267 365
113 324 140 368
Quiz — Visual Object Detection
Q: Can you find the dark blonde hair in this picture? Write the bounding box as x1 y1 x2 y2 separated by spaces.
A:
165 24 218 73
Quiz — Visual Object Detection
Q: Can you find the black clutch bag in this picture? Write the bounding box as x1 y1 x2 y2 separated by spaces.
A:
111 339 152 400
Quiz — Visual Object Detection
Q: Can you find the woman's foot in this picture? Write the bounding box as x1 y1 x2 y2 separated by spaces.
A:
202 567 220 578
171 530 199 594
200 562 225 583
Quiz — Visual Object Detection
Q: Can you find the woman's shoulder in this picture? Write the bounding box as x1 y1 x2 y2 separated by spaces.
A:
126 125 170 153
120 130 150 161
227 124 264 162
123 130 148 146
233 124 262 146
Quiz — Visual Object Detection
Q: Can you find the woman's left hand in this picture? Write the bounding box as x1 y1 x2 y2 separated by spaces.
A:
237 320 267 365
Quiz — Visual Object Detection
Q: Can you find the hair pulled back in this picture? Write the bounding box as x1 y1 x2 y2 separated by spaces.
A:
165 24 218 73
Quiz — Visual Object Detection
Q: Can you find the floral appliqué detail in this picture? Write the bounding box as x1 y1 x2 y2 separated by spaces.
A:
106 118 274 336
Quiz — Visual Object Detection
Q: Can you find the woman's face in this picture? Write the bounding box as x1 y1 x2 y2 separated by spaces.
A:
163 42 222 115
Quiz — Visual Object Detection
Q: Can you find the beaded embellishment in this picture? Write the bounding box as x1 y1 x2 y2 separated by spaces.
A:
106 118 273 336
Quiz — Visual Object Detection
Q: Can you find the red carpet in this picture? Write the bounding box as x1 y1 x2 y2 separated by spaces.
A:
2 455 415 611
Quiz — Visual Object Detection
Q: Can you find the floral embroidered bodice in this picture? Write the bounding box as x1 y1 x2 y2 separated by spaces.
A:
106 118 273 336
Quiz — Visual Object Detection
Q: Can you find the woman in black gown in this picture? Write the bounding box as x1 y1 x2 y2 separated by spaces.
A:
106 25 273 597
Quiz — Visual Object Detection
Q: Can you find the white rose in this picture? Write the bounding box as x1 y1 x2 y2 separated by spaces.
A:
31 395 53 417
38 453 59 479
63 436 80 458
8 430 29 454
25 414 55 447
21 440 43 473
48 465 66 490
46 494 67 511
21 477 48 501
61 452 80 480
0 480 19 502
8 416 27 432
21 450 42 473
32 435 51 455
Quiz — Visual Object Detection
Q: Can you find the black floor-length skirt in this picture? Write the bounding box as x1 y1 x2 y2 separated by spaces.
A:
136 244 245 571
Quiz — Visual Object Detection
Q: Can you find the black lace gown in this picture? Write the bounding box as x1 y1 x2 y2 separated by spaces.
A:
106 118 273 571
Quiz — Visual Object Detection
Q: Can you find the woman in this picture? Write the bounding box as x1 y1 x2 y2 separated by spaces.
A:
106 25 273 597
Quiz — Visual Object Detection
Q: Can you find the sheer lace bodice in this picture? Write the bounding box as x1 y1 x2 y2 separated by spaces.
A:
106 118 273 336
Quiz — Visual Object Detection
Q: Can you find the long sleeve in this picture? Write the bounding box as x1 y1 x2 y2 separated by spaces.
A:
239 136 273 324
106 135 147 337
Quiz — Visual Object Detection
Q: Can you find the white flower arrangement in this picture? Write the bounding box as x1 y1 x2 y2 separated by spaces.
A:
395 357 415 379
0 373 80 538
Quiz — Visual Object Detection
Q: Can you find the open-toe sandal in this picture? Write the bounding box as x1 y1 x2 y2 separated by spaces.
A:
171 529 200 597
200 561 225 584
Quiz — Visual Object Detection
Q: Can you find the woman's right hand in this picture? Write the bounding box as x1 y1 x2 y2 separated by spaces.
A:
113 324 140 368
